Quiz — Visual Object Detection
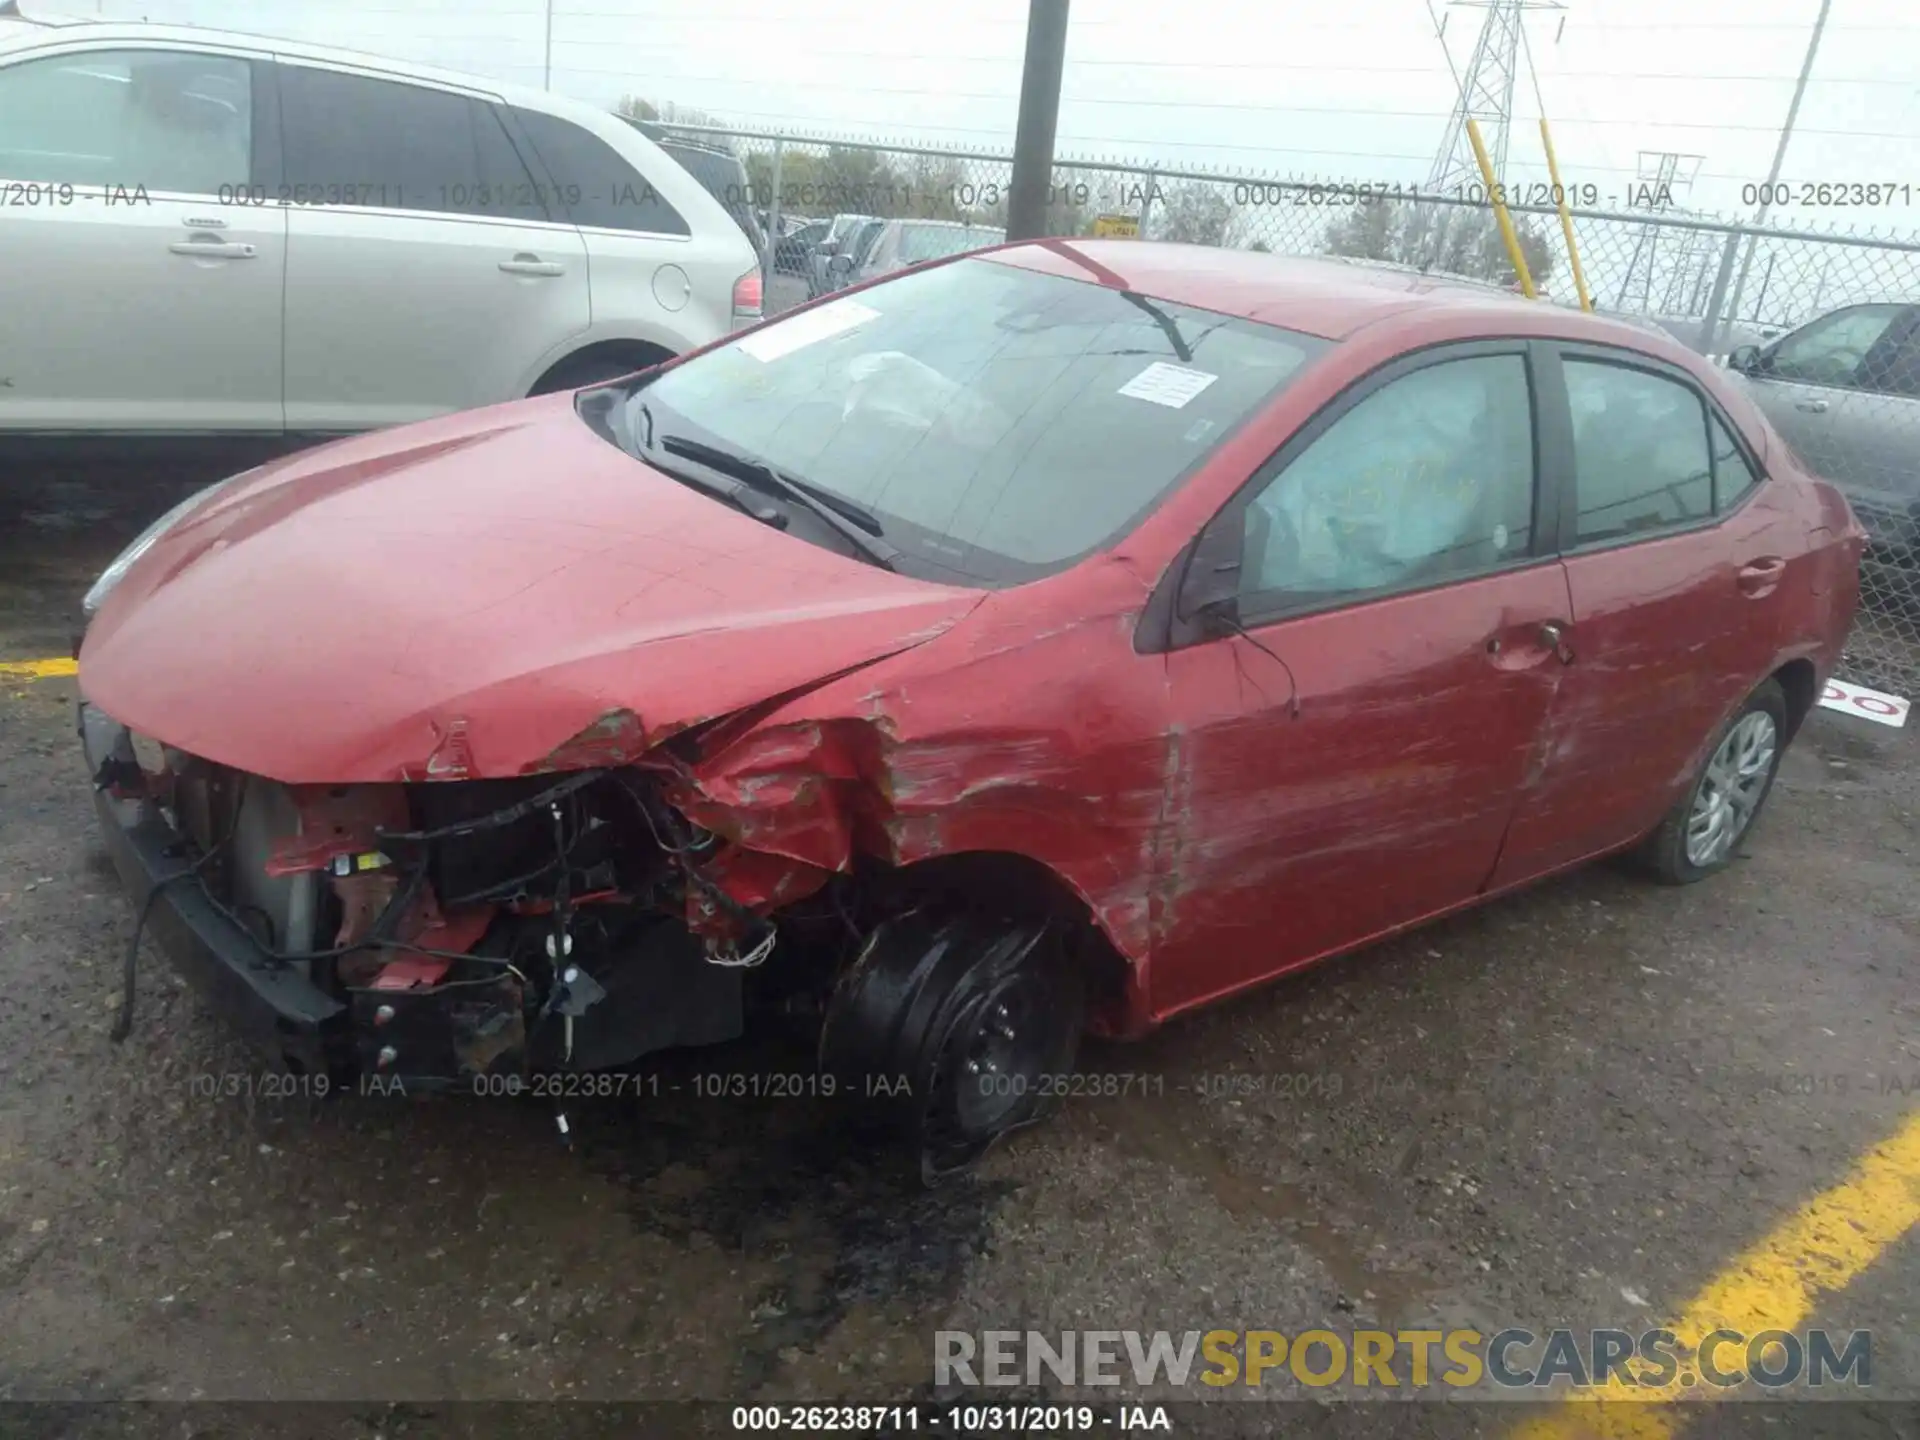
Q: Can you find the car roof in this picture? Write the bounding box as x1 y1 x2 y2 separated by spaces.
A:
982 239 1690 349
0 8 582 115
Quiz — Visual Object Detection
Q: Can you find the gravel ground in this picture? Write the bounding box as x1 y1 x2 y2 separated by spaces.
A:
1 450 1917 1439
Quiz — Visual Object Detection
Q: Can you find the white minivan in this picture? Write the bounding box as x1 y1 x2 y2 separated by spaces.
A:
0 6 761 434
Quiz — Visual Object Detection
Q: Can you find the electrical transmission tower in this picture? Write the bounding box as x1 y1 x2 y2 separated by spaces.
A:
1614 150 1706 312
1428 0 1566 194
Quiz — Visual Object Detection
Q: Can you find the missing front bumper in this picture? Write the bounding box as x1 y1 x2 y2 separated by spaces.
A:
79 700 745 1088
79 699 346 1075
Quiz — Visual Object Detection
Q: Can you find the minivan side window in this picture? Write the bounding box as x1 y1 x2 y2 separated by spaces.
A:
509 108 690 236
1240 354 1536 606
1565 360 1711 544
277 65 547 221
0 48 251 193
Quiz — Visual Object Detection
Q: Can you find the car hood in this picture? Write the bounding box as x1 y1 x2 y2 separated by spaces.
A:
79 396 983 784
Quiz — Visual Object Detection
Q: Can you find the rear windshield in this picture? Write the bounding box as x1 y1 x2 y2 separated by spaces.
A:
625 256 1326 586
899 224 1004 262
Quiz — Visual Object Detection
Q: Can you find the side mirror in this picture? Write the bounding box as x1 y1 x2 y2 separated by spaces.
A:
828 254 854 276
1726 344 1761 374
1176 515 1245 623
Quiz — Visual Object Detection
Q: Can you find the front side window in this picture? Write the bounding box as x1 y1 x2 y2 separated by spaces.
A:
1239 355 1536 604
279 66 545 220
1859 318 1920 399
1765 305 1907 390
619 256 1326 585
511 108 689 235
0 48 251 192
1566 360 1711 544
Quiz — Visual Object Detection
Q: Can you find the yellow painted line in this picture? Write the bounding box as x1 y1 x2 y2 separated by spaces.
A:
1512 1107 1920 1439
0 658 78 680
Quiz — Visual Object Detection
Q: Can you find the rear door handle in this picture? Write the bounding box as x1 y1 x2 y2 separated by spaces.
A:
1539 620 1574 664
169 240 255 259
1795 397 1829 413
499 256 565 277
1738 557 1788 596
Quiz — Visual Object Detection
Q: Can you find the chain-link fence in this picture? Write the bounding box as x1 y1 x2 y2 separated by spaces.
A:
652 121 1920 700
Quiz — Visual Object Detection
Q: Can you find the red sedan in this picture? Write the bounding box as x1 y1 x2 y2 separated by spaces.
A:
76 240 1865 1179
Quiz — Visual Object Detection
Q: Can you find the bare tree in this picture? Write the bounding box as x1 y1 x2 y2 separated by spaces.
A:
1325 200 1556 288
1153 181 1232 247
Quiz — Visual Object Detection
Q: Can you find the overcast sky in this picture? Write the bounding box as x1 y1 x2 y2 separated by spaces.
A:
86 0 1920 223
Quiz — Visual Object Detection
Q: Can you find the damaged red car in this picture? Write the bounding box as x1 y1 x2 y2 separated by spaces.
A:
77 240 1864 1178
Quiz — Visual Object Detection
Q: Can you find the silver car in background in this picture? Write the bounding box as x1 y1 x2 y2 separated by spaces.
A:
0 11 760 435
1725 302 1920 578
821 218 1008 293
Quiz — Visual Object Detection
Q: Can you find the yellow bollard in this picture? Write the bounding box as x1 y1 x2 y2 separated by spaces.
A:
1539 118 1594 311
1466 118 1536 299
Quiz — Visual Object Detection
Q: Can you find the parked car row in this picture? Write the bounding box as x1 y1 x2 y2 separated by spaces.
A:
767 212 1008 297
0 9 761 435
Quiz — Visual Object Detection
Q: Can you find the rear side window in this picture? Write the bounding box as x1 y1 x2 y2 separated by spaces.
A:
0 48 251 193
278 66 546 221
1565 360 1711 544
1710 414 1761 511
655 138 761 249
510 108 689 236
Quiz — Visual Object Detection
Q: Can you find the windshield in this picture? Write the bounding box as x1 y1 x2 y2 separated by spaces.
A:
620 256 1326 586
899 224 1005 262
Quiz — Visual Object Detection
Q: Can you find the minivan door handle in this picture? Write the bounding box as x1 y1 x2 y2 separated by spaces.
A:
500 254 565 277
1795 397 1830 413
168 240 255 259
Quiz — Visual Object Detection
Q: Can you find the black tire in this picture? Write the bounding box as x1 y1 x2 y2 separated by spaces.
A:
818 908 1086 1185
1632 678 1789 885
528 349 667 397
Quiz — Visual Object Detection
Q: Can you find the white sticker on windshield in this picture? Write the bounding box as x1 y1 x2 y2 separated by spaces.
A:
735 299 879 363
1118 361 1218 408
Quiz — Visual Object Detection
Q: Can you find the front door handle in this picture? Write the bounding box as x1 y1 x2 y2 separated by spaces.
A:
1795 397 1830 413
169 240 255 259
1539 620 1574 664
500 255 565 277
1738 557 1788 597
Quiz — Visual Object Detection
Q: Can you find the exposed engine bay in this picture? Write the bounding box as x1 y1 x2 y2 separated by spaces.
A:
91 720 1093 1178
119 755 829 1085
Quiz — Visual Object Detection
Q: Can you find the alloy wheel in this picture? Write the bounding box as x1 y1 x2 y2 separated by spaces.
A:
1685 710 1778 867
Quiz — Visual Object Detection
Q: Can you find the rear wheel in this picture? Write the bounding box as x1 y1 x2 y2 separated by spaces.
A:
528 345 671 397
1633 679 1787 884
818 908 1085 1184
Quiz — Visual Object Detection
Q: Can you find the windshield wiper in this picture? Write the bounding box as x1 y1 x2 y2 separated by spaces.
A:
658 435 901 571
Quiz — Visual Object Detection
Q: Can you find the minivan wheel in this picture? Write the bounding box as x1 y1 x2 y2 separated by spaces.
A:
1632 679 1788 885
818 908 1085 1185
528 346 671 396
